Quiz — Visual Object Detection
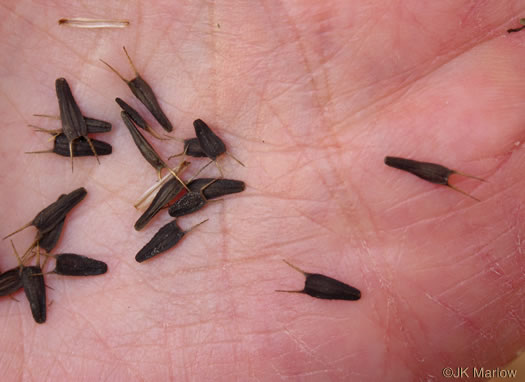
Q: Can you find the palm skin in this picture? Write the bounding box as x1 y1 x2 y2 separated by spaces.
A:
0 1 524 380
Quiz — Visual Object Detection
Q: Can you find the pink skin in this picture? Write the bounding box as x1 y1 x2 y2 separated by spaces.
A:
0 0 524 380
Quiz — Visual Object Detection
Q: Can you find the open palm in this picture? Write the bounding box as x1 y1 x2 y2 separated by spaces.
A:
1 1 524 380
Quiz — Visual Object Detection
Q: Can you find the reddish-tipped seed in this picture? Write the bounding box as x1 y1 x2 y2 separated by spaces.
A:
134 177 185 231
0 268 23 297
168 179 218 218
168 192 206 217
135 219 207 263
277 260 361 301
33 115 111 134
53 254 108 276
384 156 484 201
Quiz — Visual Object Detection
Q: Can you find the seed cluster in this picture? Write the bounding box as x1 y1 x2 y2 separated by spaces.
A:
27 78 113 172
5 24 500 323
2 188 108 323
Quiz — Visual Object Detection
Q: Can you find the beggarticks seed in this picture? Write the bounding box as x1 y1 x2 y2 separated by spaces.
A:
187 178 245 199
121 111 188 189
384 156 485 201
38 218 64 253
26 133 112 157
135 176 186 231
56 78 100 171
52 254 107 276
135 219 208 263
101 46 174 132
11 241 46 324
3 187 87 240
276 260 361 301
116 98 164 140
0 268 23 297
32 115 112 134
193 119 245 175
168 179 218 218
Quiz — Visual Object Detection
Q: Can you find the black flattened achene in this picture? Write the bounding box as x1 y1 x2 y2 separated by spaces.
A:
53 254 108 276
277 260 361 301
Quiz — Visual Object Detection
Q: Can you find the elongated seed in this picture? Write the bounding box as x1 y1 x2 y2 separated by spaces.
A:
187 178 245 199
21 266 46 323
101 47 173 132
53 254 107 276
84 117 112 133
38 218 64 252
10 241 46 323
193 119 245 172
56 78 100 170
193 119 226 160
26 133 112 157
3 187 87 240
276 260 361 301
135 219 208 263
384 156 484 201
115 98 164 140
134 177 185 231
0 268 23 297
168 193 206 217
168 179 217 217
121 111 188 189
33 115 111 134
121 111 165 174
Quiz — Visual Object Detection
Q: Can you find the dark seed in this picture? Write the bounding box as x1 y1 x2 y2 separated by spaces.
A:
32 188 87 234
184 138 207 157
3 188 87 240
116 98 148 131
0 268 23 297
56 78 87 140
168 192 206 217
277 260 361 301
193 119 226 160
52 134 112 157
101 47 173 132
84 117 112 133
116 98 164 140
384 156 484 201
121 111 165 174
129 75 173 132
53 254 107 276
56 78 100 169
187 178 245 199
135 219 207 263
21 266 46 323
38 218 64 252
135 177 184 231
